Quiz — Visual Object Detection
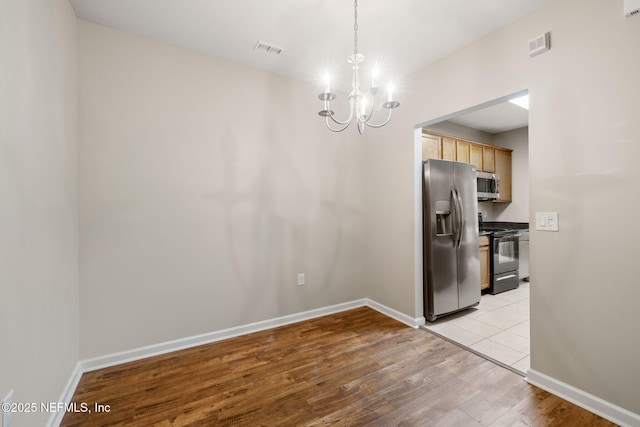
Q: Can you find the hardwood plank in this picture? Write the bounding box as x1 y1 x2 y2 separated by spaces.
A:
61 307 616 426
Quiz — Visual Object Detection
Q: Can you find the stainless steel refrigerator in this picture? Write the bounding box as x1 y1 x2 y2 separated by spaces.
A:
423 159 480 322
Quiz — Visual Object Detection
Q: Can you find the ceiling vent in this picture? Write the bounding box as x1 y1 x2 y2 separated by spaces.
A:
253 40 286 56
625 0 640 17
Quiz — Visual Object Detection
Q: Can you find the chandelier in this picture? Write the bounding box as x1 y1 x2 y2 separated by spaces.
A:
318 0 400 134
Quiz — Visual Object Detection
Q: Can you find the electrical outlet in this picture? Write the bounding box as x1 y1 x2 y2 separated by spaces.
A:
2 390 14 427
297 273 305 286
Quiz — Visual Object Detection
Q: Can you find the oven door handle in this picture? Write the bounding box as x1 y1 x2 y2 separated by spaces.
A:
498 233 522 239
496 274 517 282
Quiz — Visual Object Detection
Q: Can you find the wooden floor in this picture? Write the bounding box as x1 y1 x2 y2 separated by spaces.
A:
62 307 616 426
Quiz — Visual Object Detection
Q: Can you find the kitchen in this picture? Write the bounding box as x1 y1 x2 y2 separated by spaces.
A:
420 95 532 374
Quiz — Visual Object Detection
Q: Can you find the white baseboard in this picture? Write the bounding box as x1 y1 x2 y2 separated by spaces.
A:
365 298 425 328
46 362 83 427
81 299 369 373
526 369 640 427
79 298 425 374
79 299 424 374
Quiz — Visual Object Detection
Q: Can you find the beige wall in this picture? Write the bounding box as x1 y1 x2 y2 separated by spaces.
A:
5 0 636 420
366 0 640 415
0 0 79 425
78 21 366 359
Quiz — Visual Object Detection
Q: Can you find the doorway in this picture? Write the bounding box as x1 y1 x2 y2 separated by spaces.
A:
415 91 531 375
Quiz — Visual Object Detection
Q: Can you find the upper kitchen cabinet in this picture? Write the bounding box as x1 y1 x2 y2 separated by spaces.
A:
470 145 483 170
456 140 470 164
422 134 461 162
482 147 495 173
422 131 512 203
442 137 456 161
494 149 512 202
422 133 441 161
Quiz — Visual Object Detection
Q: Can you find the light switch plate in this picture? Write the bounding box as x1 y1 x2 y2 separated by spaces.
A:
536 212 559 231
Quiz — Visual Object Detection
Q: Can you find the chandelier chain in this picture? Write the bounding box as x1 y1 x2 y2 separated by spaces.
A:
353 0 358 55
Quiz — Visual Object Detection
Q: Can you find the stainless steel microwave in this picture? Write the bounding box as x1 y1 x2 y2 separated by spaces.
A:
477 171 500 200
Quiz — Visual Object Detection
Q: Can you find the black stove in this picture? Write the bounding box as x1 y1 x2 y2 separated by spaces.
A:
478 221 525 294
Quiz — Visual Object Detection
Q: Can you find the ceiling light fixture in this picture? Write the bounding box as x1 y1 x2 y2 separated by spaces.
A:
318 0 399 134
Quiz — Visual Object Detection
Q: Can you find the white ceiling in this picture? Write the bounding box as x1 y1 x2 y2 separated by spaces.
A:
69 0 544 132
449 101 529 134
69 0 552 85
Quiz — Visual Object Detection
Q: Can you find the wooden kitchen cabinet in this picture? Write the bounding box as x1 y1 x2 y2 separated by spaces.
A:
470 144 483 170
421 134 459 162
422 134 441 160
479 235 490 291
442 137 456 161
421 131 512 203
494 148 512 202
456 140 470 164
482 147 495 173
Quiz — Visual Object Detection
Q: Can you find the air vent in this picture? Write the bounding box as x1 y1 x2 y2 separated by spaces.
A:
253 40 286 56
625 0 640 17
528 32 551 57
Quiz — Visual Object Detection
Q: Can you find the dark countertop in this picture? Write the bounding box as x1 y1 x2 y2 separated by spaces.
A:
480 221 529 231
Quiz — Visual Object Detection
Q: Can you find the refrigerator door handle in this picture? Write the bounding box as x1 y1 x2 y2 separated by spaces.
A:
453 187 464 248
457 187 464 248
451 187 459 247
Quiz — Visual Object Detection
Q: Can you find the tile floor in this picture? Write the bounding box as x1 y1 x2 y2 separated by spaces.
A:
423 281 530 375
